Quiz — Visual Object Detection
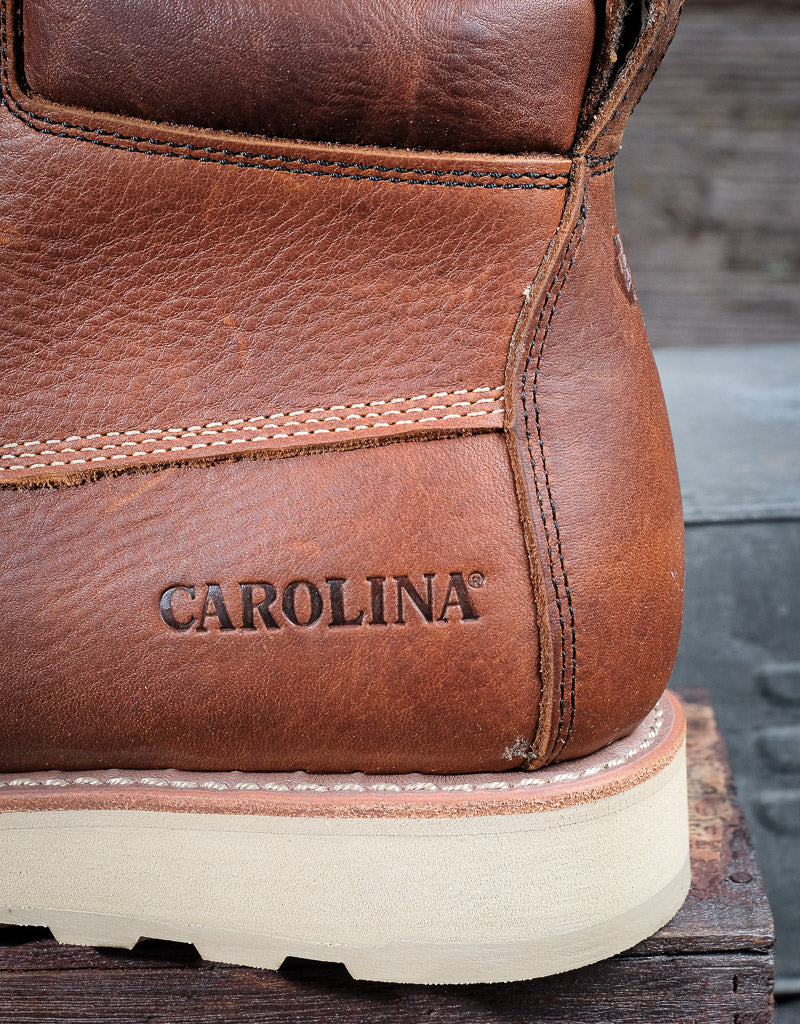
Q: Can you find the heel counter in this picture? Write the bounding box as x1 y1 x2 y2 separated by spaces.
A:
507 164 684 765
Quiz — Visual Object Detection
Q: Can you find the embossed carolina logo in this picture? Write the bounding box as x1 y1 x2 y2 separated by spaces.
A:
159 573 486 632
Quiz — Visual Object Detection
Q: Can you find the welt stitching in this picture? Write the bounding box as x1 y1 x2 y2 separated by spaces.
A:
521 193 586 760
0 703 664 795
592 1 680 152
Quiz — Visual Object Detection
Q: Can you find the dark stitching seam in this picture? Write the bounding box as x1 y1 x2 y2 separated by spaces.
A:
535 209 584 754
505 291 548 766
587 152 619 167
0 119 570 189
521 191 586 759
3 107 569 183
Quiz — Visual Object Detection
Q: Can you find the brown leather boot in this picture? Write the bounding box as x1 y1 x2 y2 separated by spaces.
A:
0 0 688 983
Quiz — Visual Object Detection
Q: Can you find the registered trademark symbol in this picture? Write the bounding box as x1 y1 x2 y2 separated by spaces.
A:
468 572 486 589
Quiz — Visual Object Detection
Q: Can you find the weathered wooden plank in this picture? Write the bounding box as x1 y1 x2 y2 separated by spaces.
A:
0 954 774 1024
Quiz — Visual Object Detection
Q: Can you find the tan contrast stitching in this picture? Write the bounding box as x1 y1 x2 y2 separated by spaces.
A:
0 703 663 794
5 401 494 456
0 388 505 473
2 387 503 453
0 410 498 471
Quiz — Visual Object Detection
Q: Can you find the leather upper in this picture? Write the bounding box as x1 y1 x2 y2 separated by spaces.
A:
0 0 686 774
22 0 596 154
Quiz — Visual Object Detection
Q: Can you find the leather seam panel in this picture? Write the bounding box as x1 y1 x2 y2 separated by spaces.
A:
0 2 564 190
2 387 504 456
0 117 570 189
521 189 588 762
0 387 505 483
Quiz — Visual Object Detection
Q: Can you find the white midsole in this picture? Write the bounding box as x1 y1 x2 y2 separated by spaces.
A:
0 742 689 983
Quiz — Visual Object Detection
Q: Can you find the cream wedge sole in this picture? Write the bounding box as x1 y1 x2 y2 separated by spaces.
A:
0 692 689 985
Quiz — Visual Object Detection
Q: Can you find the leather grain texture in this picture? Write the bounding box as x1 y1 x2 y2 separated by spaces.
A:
21 0 596 155
0 434 540 774
0 7 570 471
0 0 686 773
